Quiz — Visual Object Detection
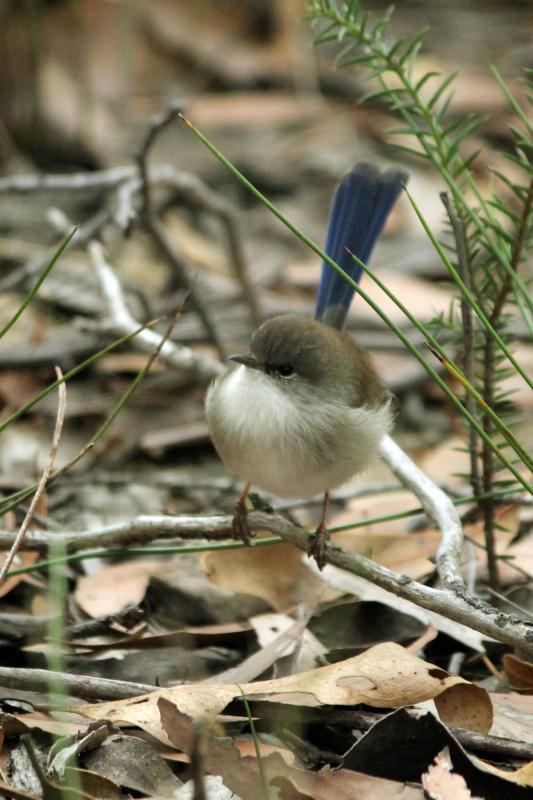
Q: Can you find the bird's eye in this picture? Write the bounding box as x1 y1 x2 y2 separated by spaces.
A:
277 364 295 378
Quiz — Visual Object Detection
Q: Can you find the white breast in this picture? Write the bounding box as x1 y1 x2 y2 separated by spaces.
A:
205 366 391 499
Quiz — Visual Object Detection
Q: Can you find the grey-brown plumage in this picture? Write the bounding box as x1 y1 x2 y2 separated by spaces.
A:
206 315 392 500
250 315 385 408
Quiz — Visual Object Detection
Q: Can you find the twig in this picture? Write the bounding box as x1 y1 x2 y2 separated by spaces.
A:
379 435 464 591
441 191 481 498
89 240 223 380
0 162 260 326
0 207 110 293
2 509 533 653
0 368 66 585
0 667 157 700
480 178 533 591
0 606 144 644
485 587 533 622
0 166 135 194
218 205 261 328
189 722 208 800
0 514 238 553
254 704 533 762
135 103 226 356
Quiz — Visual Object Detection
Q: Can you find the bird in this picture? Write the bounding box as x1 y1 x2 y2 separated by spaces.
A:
205 162 408 568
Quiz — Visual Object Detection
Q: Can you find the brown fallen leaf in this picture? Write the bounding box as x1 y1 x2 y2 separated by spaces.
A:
503 653 533 691
0 550 40 599
435 683 493 739
490 693 533 745
76 642 492 744
419 436 471 490
159 696 424 800
75 560 169 617
204 539 326 611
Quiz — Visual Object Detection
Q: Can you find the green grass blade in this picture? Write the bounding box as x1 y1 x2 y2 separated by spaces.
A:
0 228 77 341
179 115 531 494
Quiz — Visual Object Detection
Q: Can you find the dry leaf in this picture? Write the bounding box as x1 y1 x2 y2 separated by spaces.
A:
476 758 533 789
419 436 471 490
159 696 424 800
75 560 169 617
491 693 533 744
203 539 326 611
329 490 439 580
76 642 492 744
434 682 493 733
319 568 490 652
503 653 533 691
249 611 327 672
0 550 40 599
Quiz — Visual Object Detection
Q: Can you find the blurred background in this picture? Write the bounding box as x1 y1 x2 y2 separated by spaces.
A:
0 0 531 534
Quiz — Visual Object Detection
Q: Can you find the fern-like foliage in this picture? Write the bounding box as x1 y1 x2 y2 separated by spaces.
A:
309 1 533 587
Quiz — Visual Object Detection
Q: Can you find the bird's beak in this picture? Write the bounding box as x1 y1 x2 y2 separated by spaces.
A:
229 353 263 371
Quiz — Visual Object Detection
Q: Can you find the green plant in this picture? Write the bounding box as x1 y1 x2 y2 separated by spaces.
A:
308 0 533 588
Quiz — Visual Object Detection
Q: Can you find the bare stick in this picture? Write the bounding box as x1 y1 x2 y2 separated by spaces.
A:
0 166 135 194
0 514 238 552
2 509 533 654
0 368 66 585
0 207 110 294
258 705 533 762
0 158 259 328
89 240 223 380
379 435 464 591
0 667 157 700
136 103 226 355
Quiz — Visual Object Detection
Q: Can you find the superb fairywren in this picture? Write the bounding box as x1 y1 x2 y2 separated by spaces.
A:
206 163 408 567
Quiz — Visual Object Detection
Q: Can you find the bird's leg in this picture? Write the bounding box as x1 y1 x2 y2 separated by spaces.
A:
308 491 330 570
232 482 254 544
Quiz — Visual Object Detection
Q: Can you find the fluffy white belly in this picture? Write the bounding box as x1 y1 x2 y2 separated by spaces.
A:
206 366 391 499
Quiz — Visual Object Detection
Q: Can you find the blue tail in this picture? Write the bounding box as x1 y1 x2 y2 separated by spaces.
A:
315 162 408 328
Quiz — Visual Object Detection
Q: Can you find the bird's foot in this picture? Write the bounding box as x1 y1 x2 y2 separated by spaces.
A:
231 485 255 545
308 523 329 571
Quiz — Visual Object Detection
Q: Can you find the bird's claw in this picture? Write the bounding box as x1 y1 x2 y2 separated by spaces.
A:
232 499 254 545
308 524 328 570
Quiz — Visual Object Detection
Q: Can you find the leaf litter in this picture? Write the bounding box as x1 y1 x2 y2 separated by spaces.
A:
0 1 533 798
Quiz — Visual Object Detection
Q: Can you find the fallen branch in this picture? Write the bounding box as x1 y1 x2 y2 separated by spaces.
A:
0 667 156 701
2 509 532 654
379 435 464 590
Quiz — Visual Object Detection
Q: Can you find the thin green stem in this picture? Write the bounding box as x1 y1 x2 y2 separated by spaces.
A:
350 250 532 473
239 687 269 800
0 320 159 435
313 4 533 320
0 228 76 340
491 65 533 138
179 114 531 494
6 538 282 577
0 321 162 516
405 186 533 395
4 485 524 579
